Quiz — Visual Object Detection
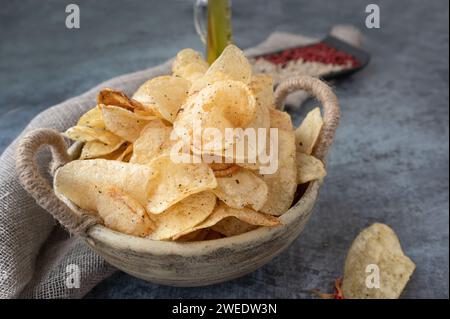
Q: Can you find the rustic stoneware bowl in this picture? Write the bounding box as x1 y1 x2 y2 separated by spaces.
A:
16 75 339 286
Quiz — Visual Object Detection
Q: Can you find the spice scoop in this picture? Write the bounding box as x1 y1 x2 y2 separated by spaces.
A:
251 35 370 82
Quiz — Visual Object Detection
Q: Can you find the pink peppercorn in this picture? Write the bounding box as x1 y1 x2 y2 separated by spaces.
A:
259 42 361 68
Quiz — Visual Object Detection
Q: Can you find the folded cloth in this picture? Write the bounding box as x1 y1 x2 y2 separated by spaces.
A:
0 27 361 299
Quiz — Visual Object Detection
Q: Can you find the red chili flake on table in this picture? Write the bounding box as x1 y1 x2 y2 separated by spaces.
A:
259 42 361 68
311 277 345 299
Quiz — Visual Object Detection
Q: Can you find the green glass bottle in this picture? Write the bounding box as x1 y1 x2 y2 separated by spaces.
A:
206 0 233 64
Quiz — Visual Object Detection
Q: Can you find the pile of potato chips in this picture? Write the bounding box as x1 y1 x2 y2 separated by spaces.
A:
55 45 327 241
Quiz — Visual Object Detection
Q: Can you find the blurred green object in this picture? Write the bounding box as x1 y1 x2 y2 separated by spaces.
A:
194 0 233 64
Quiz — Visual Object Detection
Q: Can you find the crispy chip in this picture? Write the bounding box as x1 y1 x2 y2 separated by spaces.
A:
174 80 257 154
129 120 174 164
295 107 323 155
101 105 155 142
190 44 252 92
175 63 209 83
260 129 297 216
213 169 268 211
270 109 293 131
54 159 158 210
172 48 209 82
342 223 415 299
64 126 122 145
197 80 257 128
173 202 281 240
80 140 125 159
146 155 217 214
98 88 143 111
224 75 272 164
148 192 216 240
211 217 258 237
97 186 155 237
172 48 206 71
296 152 327 184
132 75 190 123
77 107 105 129
207 45 252 83
183 76 274 166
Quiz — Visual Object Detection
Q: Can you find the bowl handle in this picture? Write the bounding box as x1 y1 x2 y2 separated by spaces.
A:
274 76 340 161
15 128 99 235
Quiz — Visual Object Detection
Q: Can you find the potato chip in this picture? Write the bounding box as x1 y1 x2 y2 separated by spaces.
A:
172 48 206 70
260 129 297 216
296 152 327 184
207 74 274 166
129 120 174 164
146 155 217 214
54 159 158 210
132 75 190 123
173 202 281 240
174 80 257 154
213 169 268 211
295 107 323 155
64 126 122 145
101 105 155 142
80 140 125 159
190 44 252 93
77 107 105 129
172 48 209 82
211 217 258 237
342 223 415 299
148 192 216 240
98 88 143 111
182 76 274 167
207 45 252 82
225 76 272 163
198 80 257 128
249 74 275 110
270 108 293 131
96 186 155 237
175 63 209 83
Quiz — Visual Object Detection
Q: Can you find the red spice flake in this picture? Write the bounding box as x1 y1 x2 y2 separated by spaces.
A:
258 42 361 68
311 277 345 299
333 277 345 299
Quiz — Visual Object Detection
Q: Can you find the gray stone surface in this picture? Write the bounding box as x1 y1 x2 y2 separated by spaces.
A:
1 0 448 298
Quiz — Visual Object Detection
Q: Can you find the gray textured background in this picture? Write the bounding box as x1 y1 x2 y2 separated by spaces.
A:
0 0 448 298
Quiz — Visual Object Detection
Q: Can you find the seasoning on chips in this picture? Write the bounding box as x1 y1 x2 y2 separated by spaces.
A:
59 44 331 241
